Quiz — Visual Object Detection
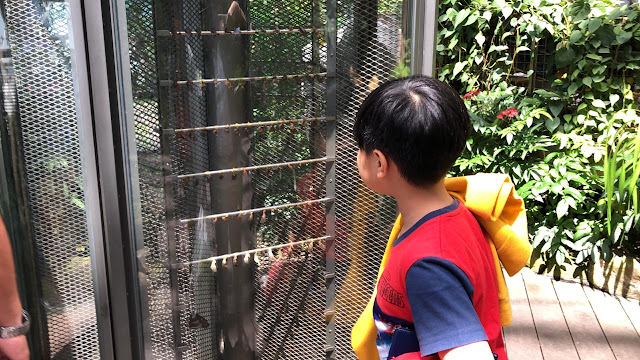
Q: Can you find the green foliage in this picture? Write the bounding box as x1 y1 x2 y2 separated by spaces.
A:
378 0 403 15
439 0 640 274
392 39 412 79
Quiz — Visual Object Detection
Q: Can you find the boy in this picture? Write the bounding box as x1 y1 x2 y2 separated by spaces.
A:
353 76 505 360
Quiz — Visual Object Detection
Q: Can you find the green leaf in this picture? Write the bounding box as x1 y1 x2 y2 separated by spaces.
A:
545 117 561 132
609 94 620 107
469 111 484 125
568 82 580 95
616 31 632 44
452 62 466 78
465 13 479 26
535 89 559 98
598 25 616 47
549 101 563 117
586 53 603 61
555 251 566 266
557 198 570 219
455 9 470 29
448 37 459 49
488 45 509 53
556 48 576 68
609 8 623 20
593 65 607 75
569 0 591 21
501 6 513 19
582 77 592 87
475 32 486 47
570 30 583 44
592 99 606 108
588 18 602 33
71 198 86 210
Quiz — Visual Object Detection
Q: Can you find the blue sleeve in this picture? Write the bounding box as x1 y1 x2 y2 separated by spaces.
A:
405 257 488 356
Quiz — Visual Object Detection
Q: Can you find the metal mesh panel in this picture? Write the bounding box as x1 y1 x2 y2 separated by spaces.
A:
126 0 175 358
509 35 552 90
125 0 408 358
2 0 100 358
334 1 406 358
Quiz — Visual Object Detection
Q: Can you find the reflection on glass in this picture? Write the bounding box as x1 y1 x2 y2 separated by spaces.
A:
0 1 100 358
123 0 411 359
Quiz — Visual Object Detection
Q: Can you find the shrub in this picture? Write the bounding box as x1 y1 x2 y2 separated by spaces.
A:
438 0 640 276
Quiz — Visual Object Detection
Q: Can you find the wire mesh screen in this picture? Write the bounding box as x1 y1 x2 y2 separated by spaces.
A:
1 0 100 358
334 1 407 358
125 0 409 358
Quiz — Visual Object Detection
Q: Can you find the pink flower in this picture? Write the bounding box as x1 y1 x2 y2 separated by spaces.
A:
497 108 519 119
462 90 480 100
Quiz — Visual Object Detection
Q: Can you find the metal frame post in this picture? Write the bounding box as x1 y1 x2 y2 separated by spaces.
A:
325 0 337 359
152 0 185 358
68 2 116 359
410 0 438 76
82 1 151 358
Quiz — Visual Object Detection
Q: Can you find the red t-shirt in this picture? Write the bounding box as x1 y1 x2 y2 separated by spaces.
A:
374 200 506 359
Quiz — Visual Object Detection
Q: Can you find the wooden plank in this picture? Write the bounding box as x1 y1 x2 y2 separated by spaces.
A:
522 269 580 359
503 270 543 360
618 297 640 338
553 280 616 360
584 287 640 360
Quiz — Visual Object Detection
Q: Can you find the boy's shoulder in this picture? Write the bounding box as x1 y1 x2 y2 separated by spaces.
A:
395 201 482 251
392 201 490 279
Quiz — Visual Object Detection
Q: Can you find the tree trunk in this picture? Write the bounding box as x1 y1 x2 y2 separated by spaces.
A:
203 1 256 358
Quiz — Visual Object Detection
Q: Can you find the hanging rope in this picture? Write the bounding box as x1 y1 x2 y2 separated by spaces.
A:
181 235 332 272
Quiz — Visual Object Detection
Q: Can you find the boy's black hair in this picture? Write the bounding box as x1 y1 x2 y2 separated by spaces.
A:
353 75 470 186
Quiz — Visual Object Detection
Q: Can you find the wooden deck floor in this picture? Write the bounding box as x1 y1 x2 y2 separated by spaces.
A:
504 268 640 360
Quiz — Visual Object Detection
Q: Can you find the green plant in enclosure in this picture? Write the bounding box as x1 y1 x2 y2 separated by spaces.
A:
439 0 640 275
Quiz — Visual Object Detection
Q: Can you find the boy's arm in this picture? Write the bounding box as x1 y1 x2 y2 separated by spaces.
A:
406 258 490 357
0 215 30 360
438 341 494 359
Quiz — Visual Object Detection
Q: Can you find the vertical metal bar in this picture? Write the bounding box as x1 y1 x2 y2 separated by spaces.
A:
410 0 438 76
163 147 182 359
106 0 155 357
152 0 187 357
68 2 115 358
159 53 184 360
153 0 184 357
325 0 337 359
83 1 149 358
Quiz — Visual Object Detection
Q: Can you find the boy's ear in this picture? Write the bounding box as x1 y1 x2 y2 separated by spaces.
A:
372 149 389 178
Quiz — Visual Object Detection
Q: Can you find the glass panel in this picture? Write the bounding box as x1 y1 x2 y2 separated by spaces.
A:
122 0 411 358
0 1 101 358
334 1 411 358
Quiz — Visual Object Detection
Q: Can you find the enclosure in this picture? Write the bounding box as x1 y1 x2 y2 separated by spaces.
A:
0 0 436 359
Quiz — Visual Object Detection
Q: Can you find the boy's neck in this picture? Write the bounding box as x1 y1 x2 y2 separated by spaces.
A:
393 178 453 236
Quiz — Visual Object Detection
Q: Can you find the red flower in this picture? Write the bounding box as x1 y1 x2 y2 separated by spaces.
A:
497 107 519 119
462 89 480 100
